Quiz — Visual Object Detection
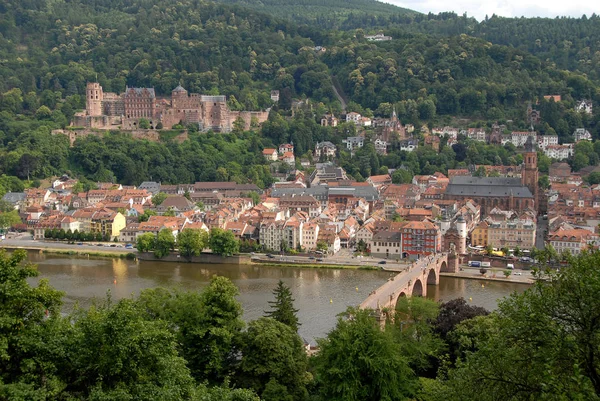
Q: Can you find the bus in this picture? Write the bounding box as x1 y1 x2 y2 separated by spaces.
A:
468 261 481 267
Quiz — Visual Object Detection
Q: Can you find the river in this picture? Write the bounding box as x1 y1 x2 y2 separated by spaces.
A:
26 253 529 343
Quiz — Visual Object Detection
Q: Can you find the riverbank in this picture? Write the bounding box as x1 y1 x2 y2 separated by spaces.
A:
2 245 134 259
251 260 381 270
440 271 534 285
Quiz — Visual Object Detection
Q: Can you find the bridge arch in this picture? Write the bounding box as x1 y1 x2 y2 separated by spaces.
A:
440 260 447 273
427 268 438 285
412 279 424 297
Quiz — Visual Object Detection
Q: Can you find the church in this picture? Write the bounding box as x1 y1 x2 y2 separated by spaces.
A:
444 136 539 215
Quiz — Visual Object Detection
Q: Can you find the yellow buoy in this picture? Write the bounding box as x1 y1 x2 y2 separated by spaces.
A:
469 297 472 302
355 287 358 292
481 283 485 288
330 298 333 303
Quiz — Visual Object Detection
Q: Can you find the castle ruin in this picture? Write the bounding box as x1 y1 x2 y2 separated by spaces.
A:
74 83 269 132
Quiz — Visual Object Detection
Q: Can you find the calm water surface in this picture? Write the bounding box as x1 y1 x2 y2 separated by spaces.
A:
27 253 528 342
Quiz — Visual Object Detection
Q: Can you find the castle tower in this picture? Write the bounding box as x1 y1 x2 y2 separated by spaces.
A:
522 135 539 212
456 215 467 239
86 82 103 116
171 85 188 110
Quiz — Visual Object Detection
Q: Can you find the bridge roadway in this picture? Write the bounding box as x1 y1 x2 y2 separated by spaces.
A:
360 253 450 311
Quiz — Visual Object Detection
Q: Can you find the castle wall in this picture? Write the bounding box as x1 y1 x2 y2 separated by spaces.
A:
229 110 269 130
52 129 189 146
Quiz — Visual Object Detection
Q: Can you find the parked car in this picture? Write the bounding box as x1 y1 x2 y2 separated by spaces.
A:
316 258 323 262
77 242 83 246
125 244 133 249
266 254 275 259
507 263 514 269
308 256 315 260
378 260 387 265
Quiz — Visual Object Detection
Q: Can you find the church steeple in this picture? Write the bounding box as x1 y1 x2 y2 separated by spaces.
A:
522 135 539 212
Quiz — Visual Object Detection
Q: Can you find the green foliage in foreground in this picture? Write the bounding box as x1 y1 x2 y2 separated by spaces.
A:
264 280 300 332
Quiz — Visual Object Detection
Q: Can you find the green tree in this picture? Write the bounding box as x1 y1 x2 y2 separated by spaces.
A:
395 297 445 376
136 232 156 252
316 241 328 253
247 191 261 206
137 277 245 384
163 207 177 217
0 210 22 230
0 250 64 396
313 308 416 400
238 317 310 401
68 298 195 400
356 239 368 253
155 228 175 258
538 175 550 189
152 192 168 206
138 118 150 129
392 212 405 222
0 199 15 212
177 228 209 258
441 250 600 400
264 280 300 332
138 209 157 222
209 228 239 256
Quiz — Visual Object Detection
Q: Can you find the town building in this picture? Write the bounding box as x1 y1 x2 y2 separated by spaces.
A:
548 227 596 256
281 152 295 166
576 99 593 114
374 139 388 155
342 136 364 151
481 216 536 250
314 142 337 158
259 220 303 252
345 112 362 124
262 149 278 161
365 33 392 41
502 131 537 147
543 144 574 160
278 195 322 218
461 128 487 142
320 114 338 127
537 135 559 149
573 128 592 142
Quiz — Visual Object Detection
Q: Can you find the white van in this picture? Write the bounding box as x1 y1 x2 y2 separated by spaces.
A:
507 263 514 269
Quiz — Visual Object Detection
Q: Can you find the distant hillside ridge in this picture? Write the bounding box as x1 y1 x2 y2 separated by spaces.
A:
213 0 418 28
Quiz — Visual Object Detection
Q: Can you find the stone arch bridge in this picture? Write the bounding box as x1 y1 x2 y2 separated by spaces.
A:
360 252 458 312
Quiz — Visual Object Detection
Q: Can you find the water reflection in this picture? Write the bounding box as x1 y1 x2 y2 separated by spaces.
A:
26 252 528 342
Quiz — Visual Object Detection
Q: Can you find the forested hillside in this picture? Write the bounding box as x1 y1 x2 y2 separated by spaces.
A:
213 0 417 29
341 13 600 80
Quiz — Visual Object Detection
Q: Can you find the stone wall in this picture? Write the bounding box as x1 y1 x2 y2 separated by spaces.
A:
136 252 252 264
52 129 189 146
